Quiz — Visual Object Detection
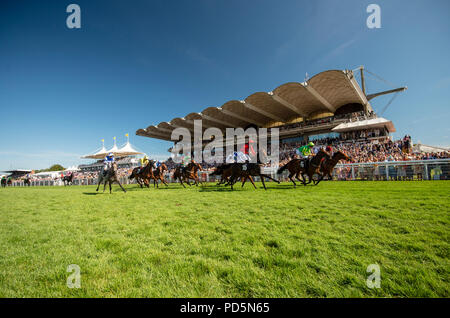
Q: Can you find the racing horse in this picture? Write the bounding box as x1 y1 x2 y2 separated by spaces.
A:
299 149 331 185
1 177 6 187
211 163 247 186
173 161 203 188
96 161 126 193
277 150 329 187
24 178 31 186
210 163 233 185
129 160 155 188
152 163 169 188
228 162 280 190
62 173 74 186
314 151 351 185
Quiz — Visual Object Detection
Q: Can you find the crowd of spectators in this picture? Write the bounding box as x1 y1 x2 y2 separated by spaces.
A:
278 134 449 168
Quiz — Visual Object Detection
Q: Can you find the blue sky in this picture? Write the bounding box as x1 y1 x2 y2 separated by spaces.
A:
1 0 449 170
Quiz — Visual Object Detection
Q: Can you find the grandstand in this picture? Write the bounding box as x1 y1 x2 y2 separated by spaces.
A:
136 67 406 151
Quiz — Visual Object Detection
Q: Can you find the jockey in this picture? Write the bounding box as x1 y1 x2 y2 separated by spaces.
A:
103 153 115 176
296 142 314 168
181 154 191 171
136 155 149 174
238 139 256 163
140 155 149 167
325 145 333 156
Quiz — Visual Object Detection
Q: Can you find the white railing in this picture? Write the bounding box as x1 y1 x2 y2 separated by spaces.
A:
331 158 449 181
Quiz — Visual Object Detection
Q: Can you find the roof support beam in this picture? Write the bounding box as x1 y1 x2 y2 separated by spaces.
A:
150 126 173 134
302 83 336 113
345 70 372 114
142 130 172 141
219 108 265 127
268 92 307 117
240 101 285 123
201 113 236 128
170 121 195 134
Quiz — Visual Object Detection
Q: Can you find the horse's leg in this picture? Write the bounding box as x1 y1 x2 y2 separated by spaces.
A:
241 176 247 187
109 181 112 194
96 177 101 191
260 173 280 184
259 174 267 190
116 179 126 193
314 174 324 185
304 173 313 185
248 175 257 189
288 171 297 187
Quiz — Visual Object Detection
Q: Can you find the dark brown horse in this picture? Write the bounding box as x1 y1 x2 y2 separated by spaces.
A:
315 151 351 185
210 163 233 185
277 150 329 187
228 162 280 190
63 173 74 186
24 178 31 186
96 162 126 193
129 160 155 188
153 163 169 188
173 161 203 188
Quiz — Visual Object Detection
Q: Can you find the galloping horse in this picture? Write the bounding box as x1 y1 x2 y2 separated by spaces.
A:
315 151 351 185
1 177 6 188
173 161 203 188
63 173 74 186
129 160 155 188
228 162 280 190
210 163 233 185
152 163 169 188
24 178 31 186
299 150 331 185
277 150 329 187
96 162 126 193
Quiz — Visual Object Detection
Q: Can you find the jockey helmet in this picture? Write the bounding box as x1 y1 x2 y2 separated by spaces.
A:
308 142 314 148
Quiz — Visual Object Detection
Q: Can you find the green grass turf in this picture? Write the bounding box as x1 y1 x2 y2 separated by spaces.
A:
0 181 448 297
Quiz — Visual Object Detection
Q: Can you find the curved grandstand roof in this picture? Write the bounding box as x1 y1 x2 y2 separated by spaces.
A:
137 69 372 141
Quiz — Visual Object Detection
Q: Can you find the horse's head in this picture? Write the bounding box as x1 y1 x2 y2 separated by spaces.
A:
335 151 352 163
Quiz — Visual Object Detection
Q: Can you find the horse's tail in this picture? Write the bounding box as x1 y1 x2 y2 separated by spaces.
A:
277 164 288 174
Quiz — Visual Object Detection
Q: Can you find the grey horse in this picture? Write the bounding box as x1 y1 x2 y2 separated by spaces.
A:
96 162 126 193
